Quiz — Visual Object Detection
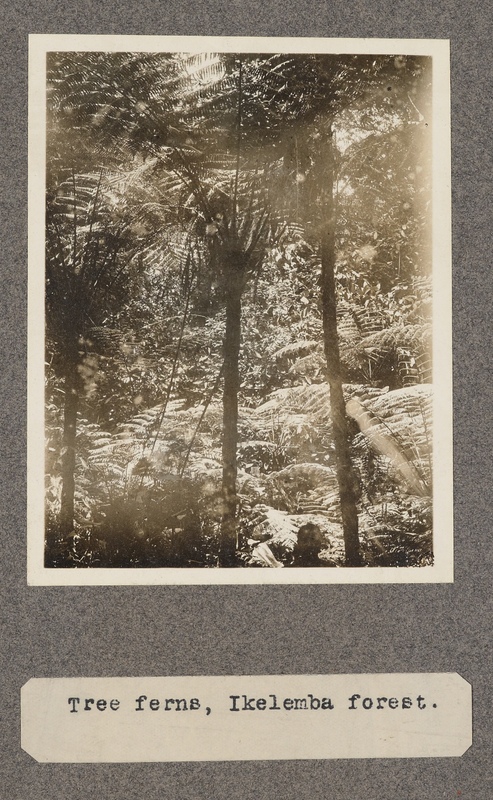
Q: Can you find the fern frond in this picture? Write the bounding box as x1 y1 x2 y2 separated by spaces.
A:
347 384 432 496
273 339 319 361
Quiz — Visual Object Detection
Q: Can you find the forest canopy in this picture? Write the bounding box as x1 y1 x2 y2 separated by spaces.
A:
44 50 433 569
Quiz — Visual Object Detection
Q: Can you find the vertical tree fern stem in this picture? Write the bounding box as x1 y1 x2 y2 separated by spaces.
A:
219 59 245 567
319 122 363 567
232 57 243 234
59 337 81 536
219 261 243 566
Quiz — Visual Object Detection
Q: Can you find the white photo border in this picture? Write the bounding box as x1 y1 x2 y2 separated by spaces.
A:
28 35 452 585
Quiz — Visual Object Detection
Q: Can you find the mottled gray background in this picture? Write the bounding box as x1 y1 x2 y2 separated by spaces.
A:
1 2 492 797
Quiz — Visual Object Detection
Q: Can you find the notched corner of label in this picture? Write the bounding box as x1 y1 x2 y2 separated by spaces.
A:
458 738 473 758
451 672 473 757
21 740 43 763
453 671 473 690
21 678 50 762
20 677 37 694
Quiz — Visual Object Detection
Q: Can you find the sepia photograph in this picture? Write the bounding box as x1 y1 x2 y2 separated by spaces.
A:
28 36 452 584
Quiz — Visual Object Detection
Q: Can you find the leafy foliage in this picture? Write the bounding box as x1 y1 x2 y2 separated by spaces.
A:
44 49 434 569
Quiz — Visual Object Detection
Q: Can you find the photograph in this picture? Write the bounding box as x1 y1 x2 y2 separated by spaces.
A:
28 36 452 584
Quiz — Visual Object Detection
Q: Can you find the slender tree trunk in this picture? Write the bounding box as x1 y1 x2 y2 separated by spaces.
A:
60 341 81 536
219 264 243 567
319 124 363 567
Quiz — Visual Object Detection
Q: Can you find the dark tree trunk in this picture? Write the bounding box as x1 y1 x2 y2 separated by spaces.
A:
319 124 363 567
219 263 243 567
59 341 81 536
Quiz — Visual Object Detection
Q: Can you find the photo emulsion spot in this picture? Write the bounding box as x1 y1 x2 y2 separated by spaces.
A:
28 36 452 584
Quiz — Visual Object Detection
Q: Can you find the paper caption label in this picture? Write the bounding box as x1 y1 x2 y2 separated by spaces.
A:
21 673 471 762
